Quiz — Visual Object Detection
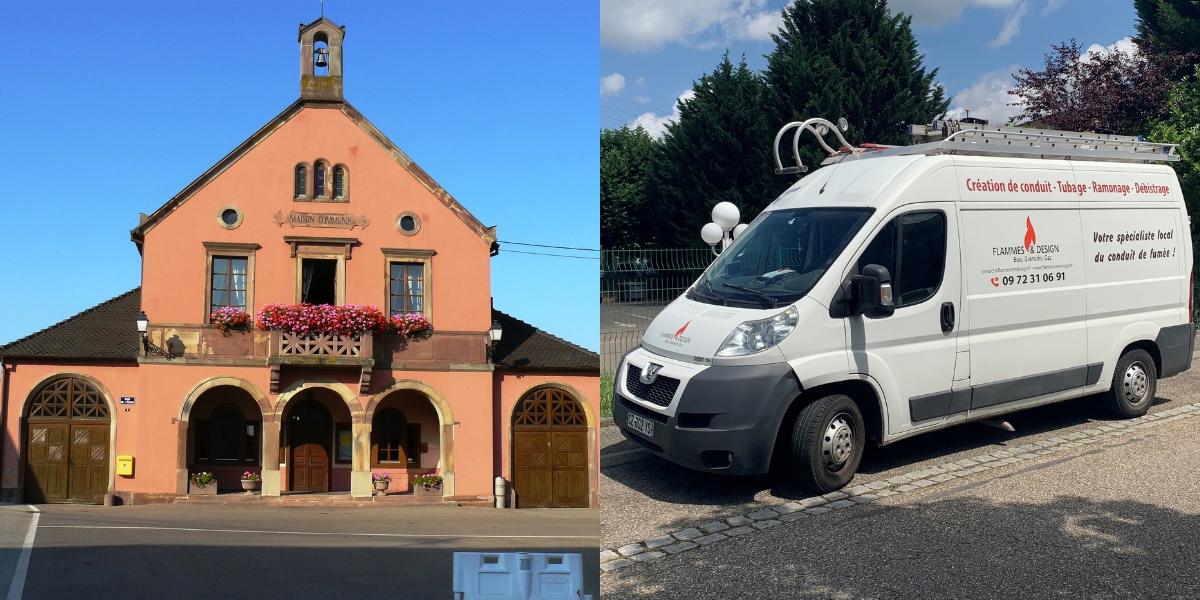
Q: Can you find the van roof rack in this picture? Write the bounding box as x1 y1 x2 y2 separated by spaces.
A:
774 118 1180 174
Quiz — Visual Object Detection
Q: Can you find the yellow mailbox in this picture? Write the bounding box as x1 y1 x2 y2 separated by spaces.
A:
116 455 134 476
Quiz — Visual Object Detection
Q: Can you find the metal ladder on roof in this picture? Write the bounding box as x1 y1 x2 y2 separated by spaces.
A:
773 118 1180 175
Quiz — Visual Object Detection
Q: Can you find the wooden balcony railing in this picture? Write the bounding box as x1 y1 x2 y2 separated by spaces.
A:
279 331 367 356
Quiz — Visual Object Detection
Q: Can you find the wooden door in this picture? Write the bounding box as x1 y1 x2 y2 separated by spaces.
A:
25 424 68 502
512 388 590 508
551 431 588 507
513 431 551 507
289 404 330 493
68 425 109 502
25 377 111 505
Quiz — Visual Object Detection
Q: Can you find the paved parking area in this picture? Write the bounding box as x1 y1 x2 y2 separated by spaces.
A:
3 504 597 600
602 363 1200 597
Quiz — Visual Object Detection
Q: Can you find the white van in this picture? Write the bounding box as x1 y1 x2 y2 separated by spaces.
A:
614 119 1195 493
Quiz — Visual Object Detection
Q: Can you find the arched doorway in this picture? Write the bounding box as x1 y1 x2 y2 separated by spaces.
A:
512 387 589 508
186 385 263 491
25 377 112 504
288 400 331 492
368 389 441 493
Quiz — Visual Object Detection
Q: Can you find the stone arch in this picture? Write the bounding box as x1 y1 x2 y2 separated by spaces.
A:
366 380 457 498
179 376 271 423
272 378 363 423
507 381 598 509
20 371 119 503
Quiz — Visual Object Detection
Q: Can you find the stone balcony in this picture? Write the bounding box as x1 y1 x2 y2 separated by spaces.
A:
141 325 489 392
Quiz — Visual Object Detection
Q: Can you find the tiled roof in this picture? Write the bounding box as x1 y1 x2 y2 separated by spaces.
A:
0 288 141 362
491 309 598 372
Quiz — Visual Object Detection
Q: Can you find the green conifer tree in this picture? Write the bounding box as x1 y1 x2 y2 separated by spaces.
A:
763 0 949 174
649 53 787 248
1135 0 1200 59
600 125 657 249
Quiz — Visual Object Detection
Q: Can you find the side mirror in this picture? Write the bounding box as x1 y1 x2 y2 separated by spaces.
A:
847 264 895 318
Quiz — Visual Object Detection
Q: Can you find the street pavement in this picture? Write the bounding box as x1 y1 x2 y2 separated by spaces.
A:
0 503 597 600
0 504 35 596
602 362 1200 598
601 301 669 335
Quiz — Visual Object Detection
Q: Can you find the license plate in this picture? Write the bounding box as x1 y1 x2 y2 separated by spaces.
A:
626 412 655 438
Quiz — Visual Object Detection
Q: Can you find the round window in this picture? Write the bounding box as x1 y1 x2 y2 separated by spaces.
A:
395 212 421 236
217 205 243 229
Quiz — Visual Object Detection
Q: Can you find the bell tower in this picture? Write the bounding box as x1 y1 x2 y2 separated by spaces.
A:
298 17 345 100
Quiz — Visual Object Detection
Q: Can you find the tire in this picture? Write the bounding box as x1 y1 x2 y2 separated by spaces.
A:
790 394 865 493
1104 349 1157 418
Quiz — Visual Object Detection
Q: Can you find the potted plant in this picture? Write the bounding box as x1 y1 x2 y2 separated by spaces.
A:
241 471 260 493
372 472 391 494
189 472 218 495
411 473 443 497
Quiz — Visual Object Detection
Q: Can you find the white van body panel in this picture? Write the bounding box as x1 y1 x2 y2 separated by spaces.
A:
618 150 1191 475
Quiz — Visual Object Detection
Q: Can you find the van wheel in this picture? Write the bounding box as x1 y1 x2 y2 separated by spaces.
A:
1104 349 1157 418
790 394 865 493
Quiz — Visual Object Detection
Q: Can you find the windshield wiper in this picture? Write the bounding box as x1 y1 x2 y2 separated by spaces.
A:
722 283 777 308
701 277 728 306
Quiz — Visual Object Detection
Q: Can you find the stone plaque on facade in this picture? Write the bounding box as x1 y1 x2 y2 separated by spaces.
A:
273 210 370 230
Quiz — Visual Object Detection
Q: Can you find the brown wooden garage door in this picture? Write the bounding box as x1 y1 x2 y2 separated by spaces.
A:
512 388 589 508
25 378 111 504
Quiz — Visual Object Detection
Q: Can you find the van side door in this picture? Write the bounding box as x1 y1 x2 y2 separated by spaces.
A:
959 203 1090 413
843 203 963 437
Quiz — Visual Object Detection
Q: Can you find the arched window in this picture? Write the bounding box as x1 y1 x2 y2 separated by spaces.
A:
194 404 260 464
29 377 109 420
333 166 346 199
314 162 327 198
371 407 420 467
294 164 308 198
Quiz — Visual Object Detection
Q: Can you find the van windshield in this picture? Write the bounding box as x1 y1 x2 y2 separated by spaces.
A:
689 208 874 308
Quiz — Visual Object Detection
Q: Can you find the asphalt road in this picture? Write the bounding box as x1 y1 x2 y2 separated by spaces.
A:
600 301 667 334
602 365 1200 549
602 366 1200 598
7 504 598 600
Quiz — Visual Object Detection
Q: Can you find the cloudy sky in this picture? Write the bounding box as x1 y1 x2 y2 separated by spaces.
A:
601 0 1139 136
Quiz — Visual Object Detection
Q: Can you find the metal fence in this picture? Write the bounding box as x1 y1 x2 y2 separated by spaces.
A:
600 249 715 375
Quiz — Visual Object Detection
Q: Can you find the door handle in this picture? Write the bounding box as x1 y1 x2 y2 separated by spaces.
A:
940 302 955 332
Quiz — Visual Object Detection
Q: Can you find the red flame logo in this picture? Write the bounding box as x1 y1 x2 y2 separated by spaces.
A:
1024 216 1036 251
674 321 691 338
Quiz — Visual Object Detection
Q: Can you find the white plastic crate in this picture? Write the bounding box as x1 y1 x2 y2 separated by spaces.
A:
452 552 589 600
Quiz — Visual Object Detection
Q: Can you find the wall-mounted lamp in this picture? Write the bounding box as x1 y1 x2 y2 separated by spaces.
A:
136 310 149 354
136 311 171 359
486 320 504 363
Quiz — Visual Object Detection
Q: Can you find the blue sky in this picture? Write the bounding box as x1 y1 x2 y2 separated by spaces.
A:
601 0 1138 135
0 1 599 351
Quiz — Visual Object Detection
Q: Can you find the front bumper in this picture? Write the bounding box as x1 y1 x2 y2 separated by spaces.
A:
613 350 801 476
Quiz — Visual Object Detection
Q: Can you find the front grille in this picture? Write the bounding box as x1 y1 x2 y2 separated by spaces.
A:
626 364 681 408
617 395 668 424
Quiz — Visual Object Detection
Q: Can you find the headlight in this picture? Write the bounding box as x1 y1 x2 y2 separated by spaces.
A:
716 306 799 357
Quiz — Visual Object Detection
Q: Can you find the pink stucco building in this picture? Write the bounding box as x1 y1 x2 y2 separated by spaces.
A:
0 17 599 508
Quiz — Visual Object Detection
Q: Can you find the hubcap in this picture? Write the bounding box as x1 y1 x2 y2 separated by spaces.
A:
1123 362 1150 405
822 413 854 470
